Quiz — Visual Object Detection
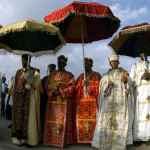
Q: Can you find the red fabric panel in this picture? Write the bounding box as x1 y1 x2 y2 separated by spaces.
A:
45 1 116 22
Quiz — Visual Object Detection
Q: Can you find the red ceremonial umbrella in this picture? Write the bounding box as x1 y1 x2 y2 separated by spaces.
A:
0 25 2 28
45 1 120 43
44 1 120 96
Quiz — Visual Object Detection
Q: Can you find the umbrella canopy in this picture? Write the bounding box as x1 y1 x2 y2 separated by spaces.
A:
44 1 120 43
108 22 150 57
0 19 66 56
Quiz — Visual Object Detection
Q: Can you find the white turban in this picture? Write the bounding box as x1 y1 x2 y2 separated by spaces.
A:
108 53 119 62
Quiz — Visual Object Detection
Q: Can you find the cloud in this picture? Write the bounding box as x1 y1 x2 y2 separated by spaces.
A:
110 3 149 23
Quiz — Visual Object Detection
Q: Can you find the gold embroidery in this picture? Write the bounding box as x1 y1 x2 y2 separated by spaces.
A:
57 96 62 104
139 120 150 123
80 98 95 101
139 101 150 104
117 135 121 139
121 102 125 107
103 111 125 115
47 120 63 124
50 101 65 104
56 120 61 134
119 119 123 124
48 78 60 89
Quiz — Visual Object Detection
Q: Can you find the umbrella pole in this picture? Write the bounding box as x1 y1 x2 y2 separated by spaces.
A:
81 23 86 98
143 54 147 72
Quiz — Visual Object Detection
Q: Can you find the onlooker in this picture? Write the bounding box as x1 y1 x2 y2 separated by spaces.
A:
1 76 8 117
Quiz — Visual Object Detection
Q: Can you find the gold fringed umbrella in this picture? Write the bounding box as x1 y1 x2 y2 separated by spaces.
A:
0 19 66 56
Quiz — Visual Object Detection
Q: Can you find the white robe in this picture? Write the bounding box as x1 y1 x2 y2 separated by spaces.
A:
130 61 150 141
92 68 134 150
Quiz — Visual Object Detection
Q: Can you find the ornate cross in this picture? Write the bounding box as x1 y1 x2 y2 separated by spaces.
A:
84 122 91 132
51 126 56 136
53 106 58 116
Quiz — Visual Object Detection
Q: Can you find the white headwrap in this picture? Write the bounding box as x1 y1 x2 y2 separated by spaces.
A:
108 53 119 62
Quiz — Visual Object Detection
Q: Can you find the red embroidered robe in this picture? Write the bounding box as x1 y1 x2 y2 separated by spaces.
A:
43 70 75 148
74 71 101 144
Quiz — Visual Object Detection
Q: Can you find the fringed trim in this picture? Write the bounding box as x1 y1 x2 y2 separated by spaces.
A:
120 24 150 35
48 11 120 25
0 19 66 41
0 43 65 56
6 43 64 57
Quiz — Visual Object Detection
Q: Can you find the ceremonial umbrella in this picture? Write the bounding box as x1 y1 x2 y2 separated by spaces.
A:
108 22 150 57
44 1 120 96
0 19 66 57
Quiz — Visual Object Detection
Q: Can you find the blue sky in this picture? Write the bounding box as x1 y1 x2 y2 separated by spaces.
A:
0 0 150 84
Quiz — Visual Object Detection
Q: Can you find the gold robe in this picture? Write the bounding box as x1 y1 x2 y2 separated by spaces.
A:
9 68 42 146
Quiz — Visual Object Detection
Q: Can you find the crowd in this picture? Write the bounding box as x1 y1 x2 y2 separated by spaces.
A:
1 45 150 150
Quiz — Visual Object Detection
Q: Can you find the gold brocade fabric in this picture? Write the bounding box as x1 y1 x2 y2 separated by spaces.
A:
43 70 75 148
74 71 101 144
92 68 133 150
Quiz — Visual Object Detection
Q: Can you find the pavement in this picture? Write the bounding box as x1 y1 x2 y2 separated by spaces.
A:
0 117 150 150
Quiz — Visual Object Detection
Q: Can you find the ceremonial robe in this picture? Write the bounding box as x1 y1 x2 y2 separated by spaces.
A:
130 61 150 141
92 68 134 150
43 70 75 148
9 68 42 146
74 71 101 144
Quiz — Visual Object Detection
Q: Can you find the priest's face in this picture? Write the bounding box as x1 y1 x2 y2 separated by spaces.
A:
49 66 56 73
85 62 92 72
22 58 28 68
140 52 147 61
110 60 119 69
58 61 66 71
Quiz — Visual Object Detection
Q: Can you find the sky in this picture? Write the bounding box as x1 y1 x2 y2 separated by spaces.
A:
0 0 150 84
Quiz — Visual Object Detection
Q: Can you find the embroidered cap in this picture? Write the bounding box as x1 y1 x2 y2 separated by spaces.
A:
84 57 93 65
108 53 119 62
58 55 68 64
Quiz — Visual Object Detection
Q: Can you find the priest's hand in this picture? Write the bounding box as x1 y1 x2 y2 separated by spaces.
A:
104 81 114 94
108 81 114 88
141 72 150 80
81 79 90 87
121 76 127 84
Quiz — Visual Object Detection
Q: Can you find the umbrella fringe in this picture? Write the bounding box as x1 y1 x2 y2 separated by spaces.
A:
120 25 150 35
0 28 59 36
50 10 120 25
2 43 64 57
